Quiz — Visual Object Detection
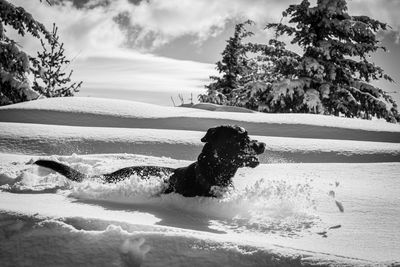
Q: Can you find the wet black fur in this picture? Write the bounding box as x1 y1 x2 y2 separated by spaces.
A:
35 125 265 197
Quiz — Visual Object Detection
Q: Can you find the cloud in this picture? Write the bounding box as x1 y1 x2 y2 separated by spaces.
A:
7 0 400 58
8 0 297 55
8 0 126 57
123 0 400 48
72 50 214 93
6 0 216 99
122 0 292 49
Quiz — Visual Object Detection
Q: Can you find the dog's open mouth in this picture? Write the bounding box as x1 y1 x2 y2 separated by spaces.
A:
244 156 260 168
240 140 265 168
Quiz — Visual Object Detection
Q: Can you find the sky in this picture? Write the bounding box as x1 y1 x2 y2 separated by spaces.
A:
7 0 400 106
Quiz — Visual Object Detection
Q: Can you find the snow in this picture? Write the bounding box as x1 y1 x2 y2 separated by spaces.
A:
0 122 399 162
0 97 400 266
1 97 400 133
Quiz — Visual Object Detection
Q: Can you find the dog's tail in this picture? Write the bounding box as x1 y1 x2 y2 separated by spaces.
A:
34 160 86 182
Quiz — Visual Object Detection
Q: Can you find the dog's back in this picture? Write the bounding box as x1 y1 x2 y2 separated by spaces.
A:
103 166 175 183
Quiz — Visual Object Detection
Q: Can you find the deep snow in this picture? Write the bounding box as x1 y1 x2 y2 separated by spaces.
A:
1 97 400 266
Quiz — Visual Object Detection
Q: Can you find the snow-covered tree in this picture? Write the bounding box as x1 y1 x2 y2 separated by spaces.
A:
201 0 399 122
0 0 81 106
199 20 254 105
30 23 82 97
233 39 303 112
0 0 52 105
264 0 399 122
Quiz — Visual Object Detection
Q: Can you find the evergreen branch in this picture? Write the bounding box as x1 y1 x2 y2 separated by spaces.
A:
0 0 52 42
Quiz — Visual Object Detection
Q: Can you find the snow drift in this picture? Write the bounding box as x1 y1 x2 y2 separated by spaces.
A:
1 97 400 266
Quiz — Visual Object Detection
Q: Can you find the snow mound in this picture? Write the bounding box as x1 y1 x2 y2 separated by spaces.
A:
1 122 399 162
1 97 399 135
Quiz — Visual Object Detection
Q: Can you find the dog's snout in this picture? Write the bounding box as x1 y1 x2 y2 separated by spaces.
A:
252 141 265 154
245 156 260 168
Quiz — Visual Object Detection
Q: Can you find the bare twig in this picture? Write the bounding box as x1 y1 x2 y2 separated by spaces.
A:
170 96 176 107
178 94 184 105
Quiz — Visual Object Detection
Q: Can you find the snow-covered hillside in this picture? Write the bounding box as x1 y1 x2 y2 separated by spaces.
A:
0 97 399 266
1 97 399 141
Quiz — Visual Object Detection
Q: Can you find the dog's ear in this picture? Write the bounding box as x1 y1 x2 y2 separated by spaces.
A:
234 126 247 136
202 125 247 143
201 127 217 143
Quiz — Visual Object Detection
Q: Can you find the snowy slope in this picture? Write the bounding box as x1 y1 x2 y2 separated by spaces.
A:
1 97 400 266
1 97 399 142
0 122 399 162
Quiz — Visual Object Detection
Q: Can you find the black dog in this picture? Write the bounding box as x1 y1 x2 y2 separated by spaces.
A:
35 125 265 197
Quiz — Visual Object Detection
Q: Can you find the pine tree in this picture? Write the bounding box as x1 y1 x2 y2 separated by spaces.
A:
199 20 254 105
0 0 52 105
264 0 399 122
233 38 303 112
30 23 82 97
0 0 81 106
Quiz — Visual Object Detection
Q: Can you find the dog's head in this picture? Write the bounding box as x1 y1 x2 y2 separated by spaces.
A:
200 125 265 169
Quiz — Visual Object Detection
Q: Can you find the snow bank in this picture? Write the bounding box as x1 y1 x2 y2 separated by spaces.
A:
1 97 399 143
1 97 397 131
1 122 399 162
